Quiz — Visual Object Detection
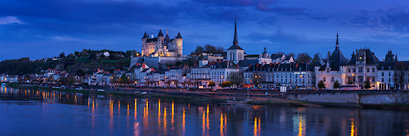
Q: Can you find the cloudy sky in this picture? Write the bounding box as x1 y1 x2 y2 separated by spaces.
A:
1 0 409 61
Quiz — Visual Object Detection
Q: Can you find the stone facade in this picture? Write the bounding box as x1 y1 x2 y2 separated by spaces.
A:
141 29 183 57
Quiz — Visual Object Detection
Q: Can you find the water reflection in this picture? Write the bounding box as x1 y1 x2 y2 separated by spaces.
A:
0 87 409 136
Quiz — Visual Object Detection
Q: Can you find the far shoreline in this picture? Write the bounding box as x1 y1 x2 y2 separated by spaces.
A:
4 83 409 110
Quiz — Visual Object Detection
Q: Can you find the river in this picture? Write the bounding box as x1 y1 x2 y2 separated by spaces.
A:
0 87 408 136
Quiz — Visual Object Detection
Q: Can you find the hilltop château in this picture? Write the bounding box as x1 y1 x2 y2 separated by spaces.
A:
141 29 183 57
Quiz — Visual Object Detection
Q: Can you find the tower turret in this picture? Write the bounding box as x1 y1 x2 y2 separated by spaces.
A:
174 32 183 56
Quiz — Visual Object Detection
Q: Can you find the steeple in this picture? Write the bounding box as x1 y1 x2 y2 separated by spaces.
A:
335 32 339 50
395 53 398 61
158 29 164 37
233 18 238 46
227 18 243 50
142 32 149 39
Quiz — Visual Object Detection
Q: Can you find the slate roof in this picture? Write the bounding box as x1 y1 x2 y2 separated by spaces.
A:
245 62 314 72
142 32 149 38
319 34 347 71
271 53 284 59
347 49 378 65
176 32 182 38
237 59 258 67
377 61 409 70
158 29 164 37
227 44 244 50
146 37 158 42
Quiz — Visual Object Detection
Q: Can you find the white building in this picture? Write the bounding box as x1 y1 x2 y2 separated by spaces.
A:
244 63 315 89
0 75 18 83
271 53 294 64
227 19 245 65
258 47 272 64
191 60 240 88
315 33 348 89
165 66 189 87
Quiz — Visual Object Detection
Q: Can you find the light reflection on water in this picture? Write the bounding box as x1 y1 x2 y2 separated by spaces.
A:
0 87 409 136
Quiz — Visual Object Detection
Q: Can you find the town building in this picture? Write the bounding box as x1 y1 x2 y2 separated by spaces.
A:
244 63 315 89
190 60 240 88
315 33 348 89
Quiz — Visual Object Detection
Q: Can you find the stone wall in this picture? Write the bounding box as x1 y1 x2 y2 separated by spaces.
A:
287 91 409 104
287 92 359 103
359 93 409 104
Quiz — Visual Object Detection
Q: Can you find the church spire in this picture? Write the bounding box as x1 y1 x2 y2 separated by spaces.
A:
395 53 398 61
335 32 339 50
227 17 243 50
233 18 238 46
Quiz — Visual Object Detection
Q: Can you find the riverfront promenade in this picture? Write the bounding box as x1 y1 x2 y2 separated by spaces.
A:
12 83 409 108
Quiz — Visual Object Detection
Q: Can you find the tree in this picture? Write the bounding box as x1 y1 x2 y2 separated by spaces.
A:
67 53 75 59
204 44 216 53
296 53 312 63
311 53 321 64
120 75 129 84
24 74 31 80
208 81 215 87
348 79 353 84
125 50 133 58
74 51 80 57
364 80 371 89
75 69 86 77
80 49 89 56
318 80 325 89
216 46 224 54
67 75 76 85
194 46 204 54
333 80 340 89
227 72 243 86
89 52 97 60
221 81 231 87
59 52 66 59
286 53 295 58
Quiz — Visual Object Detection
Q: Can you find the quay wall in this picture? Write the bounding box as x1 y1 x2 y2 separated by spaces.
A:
287 90 409 104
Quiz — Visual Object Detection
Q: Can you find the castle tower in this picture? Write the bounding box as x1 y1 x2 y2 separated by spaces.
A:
142 32 149 56
227 18 244 64
175 32 183 56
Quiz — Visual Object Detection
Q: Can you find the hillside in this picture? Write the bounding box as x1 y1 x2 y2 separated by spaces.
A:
0 49 138 75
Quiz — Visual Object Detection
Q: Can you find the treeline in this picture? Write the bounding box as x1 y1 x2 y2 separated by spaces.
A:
0 49 139 75
0 57 46 75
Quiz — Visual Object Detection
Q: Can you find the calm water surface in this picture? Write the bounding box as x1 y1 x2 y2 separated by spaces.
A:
0 87 409 136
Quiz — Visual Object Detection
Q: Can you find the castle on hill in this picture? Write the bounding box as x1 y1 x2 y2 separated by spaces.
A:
141 29 183 57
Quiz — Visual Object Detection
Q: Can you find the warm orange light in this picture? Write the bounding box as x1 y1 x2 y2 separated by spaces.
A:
182 108 186 135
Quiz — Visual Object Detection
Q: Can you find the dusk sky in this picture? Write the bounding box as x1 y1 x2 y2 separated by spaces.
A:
1 0 409 61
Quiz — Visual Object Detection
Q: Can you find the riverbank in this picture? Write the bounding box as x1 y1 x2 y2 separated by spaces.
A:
6 83 409 109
